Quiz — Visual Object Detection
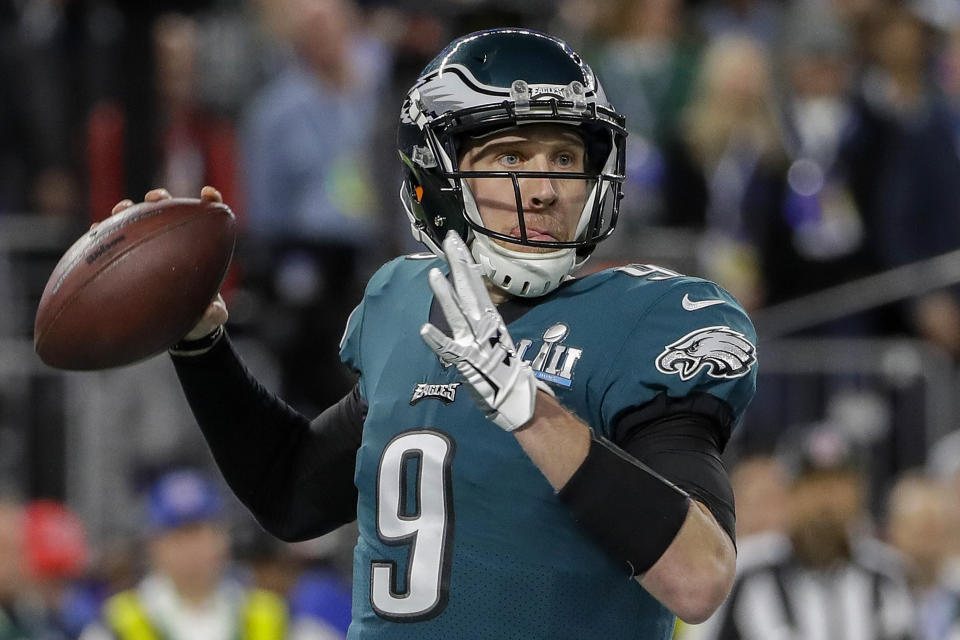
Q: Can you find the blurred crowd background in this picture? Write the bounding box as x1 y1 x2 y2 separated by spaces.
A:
2 0 960 637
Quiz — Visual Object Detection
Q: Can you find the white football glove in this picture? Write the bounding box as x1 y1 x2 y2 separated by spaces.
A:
420 232 552 431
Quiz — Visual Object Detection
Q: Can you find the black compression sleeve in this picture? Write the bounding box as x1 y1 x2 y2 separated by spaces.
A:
171 333 365 541
558 433 691 576
557 394 737 576
615 400 736 544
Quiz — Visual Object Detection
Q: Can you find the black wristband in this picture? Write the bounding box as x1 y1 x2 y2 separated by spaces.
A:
169 325 225 357
558 431 691 576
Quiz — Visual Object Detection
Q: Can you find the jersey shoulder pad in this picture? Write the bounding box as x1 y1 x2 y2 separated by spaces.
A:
608 263 688 283
593 263 749 318
364 254 444 297
594 265 757 432
589 263 705 299
643 277 755 383
341 254 444 380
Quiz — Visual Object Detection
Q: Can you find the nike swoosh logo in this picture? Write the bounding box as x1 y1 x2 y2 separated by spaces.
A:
682 294 726 311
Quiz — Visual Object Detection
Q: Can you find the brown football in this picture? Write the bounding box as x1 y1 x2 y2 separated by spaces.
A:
34 198 236 370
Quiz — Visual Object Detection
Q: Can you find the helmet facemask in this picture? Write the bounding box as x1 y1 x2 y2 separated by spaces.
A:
398 29 627 297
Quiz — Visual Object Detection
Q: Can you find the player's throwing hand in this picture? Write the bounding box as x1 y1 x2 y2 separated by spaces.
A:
107 186 229 341
420 232 552 432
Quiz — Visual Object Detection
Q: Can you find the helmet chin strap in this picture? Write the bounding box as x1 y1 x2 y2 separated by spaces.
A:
400 178 573 297
461 182 585 298
470 233 576 298
410 124 611 298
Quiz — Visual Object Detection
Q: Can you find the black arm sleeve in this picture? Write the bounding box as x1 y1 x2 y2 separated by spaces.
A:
171 333 365 541
558 432 691 575
558 393 737 576
613 393 736 544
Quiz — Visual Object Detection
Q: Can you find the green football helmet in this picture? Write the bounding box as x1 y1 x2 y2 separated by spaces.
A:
398 28 627 297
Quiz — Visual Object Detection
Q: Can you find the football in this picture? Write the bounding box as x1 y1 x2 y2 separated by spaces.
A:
34 198 236 370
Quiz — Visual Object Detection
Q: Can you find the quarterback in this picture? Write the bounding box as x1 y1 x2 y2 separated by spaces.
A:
120 28 757 639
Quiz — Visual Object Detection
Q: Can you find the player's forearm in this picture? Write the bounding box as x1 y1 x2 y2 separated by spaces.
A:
640 501 736 623
512 391 591 489
517 395 734 621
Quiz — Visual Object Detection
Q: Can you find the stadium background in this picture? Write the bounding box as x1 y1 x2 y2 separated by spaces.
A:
1 0 960 637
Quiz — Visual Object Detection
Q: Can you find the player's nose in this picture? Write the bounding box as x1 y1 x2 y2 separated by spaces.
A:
522 156 559 209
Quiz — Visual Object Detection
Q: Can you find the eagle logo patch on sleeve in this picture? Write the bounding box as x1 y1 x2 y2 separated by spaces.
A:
655 326 756 381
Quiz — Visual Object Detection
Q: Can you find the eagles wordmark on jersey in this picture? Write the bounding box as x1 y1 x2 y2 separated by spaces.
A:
339 256 757 639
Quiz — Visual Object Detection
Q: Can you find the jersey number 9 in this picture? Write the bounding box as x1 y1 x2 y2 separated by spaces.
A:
371 430 456 620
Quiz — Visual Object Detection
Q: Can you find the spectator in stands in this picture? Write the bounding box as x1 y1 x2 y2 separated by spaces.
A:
235 528 351 640
0 0 96 218
0 499 29 638
856 2 960 353
760 3 878 311
886 474 960 640
942 26 960 107
695 0 784 48
151 13 239 207
691 426 914 639
728 453 789 540
660 35 787 310
585 0 701 259
87 11 239 223
240 0 392 413
80 469 288 640
0 498 98 639
286 535 353 640
22 499 100 639
926 427 960 589
587 0 699 147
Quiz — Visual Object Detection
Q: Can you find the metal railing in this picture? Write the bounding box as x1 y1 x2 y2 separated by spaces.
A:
754 247 960 339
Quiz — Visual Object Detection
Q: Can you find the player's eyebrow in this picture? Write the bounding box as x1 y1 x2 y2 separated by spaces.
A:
468 133 585 159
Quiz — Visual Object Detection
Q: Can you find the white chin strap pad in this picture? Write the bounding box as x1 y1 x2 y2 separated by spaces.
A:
458 173 594 298
471 233 576 298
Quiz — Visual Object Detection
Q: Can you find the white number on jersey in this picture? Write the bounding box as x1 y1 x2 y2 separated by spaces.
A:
371 430 455 620
613 264 681 280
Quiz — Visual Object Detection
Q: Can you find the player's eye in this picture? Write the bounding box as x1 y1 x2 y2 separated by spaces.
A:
498 153 522 167
553 151 580 171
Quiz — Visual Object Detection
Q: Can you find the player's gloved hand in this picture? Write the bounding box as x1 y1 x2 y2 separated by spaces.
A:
106 186 229 342
420 232 553 431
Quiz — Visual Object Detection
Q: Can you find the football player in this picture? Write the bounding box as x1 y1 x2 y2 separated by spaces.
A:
122 28 757 639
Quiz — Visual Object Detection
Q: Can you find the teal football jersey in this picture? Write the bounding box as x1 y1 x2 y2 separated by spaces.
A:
339 256 757 639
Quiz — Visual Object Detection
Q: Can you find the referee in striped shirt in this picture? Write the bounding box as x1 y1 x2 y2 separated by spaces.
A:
691 427 914 640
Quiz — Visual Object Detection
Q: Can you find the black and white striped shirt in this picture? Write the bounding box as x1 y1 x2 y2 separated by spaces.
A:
689 533 915 640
